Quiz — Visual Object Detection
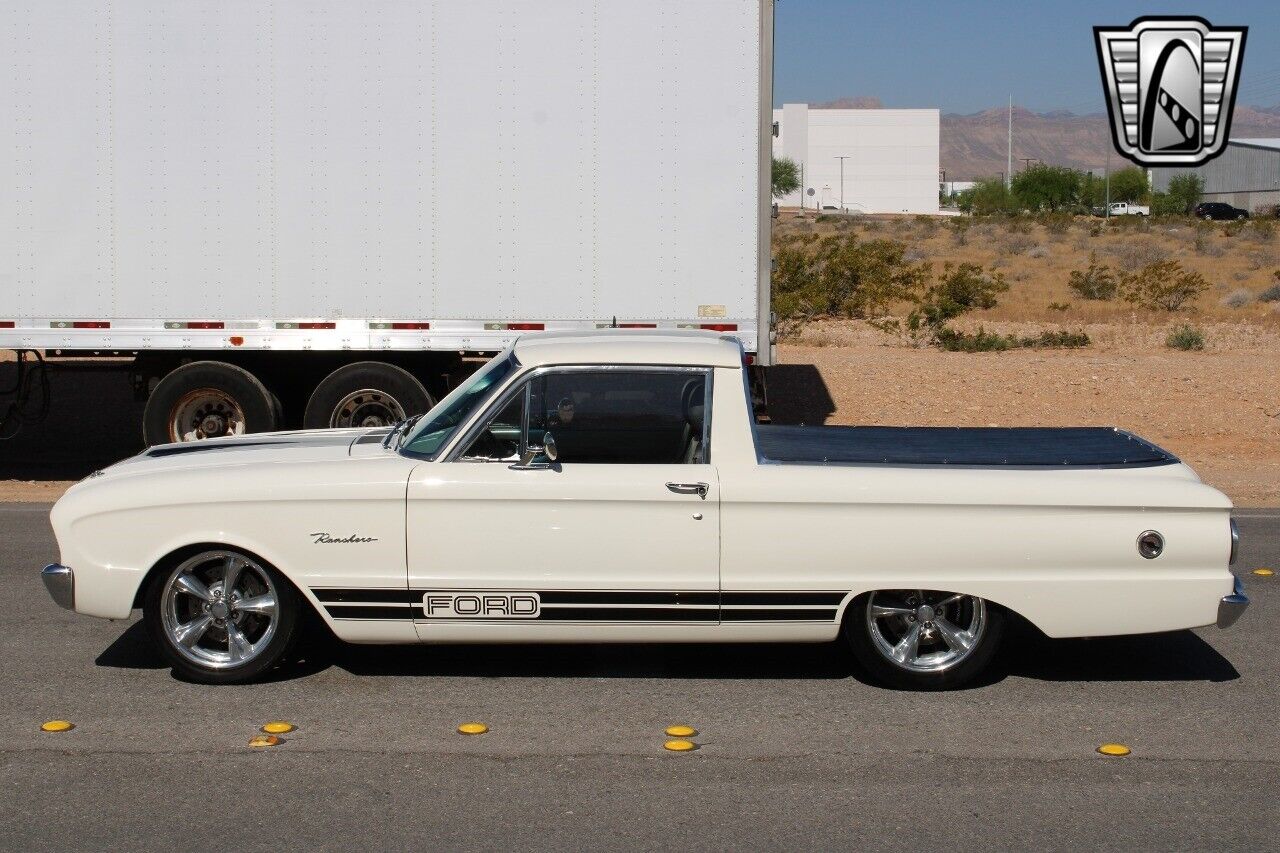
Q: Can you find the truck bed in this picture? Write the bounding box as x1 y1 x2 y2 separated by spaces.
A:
754 425 1177 468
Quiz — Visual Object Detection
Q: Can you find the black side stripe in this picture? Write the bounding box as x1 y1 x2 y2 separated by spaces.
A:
721 592 845 606
539 591 720 606
324 604 413 620
538 607 719 622
721 608 837 622
314 588 418 604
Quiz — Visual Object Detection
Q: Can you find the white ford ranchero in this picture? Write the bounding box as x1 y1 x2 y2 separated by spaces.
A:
43 330 1248 689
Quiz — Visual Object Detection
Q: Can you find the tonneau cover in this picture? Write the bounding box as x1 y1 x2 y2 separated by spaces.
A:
754 425 1178 468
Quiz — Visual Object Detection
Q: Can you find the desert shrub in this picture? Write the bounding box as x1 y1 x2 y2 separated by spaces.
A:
770 233 929 321
1002 233 1036 255
1036 211 1074 234
1166 325 1205 351
1119 260 1210 311
1067 253 1118 300
1245 250 1276 270
936 326 1090 352
1047 301 1071 312
1222 220 1246 238
1024 329 1090 348
1087 221 1104 237
903 248 929 263
1246 218 1276 241
936 327 1015 352
949 217 971 245
1026 245 1051 259
970 179 1017 216
913 214 939 236
1221 288 1253 308
1005 217 1033 235
1260 279 1280 302
1109 241 1169 271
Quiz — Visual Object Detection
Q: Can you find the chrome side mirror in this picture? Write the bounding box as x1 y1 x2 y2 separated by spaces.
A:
511 432 557 470
542 432 558 462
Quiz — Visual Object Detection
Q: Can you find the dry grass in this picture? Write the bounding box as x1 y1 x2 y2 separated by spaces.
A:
776 212 1280 326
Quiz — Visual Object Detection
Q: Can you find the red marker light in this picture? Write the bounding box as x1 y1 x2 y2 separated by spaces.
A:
700 323 737 332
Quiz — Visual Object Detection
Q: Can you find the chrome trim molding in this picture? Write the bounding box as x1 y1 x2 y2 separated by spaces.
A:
41 563 75 610
1217 576 1249 629
1229 517 1240 565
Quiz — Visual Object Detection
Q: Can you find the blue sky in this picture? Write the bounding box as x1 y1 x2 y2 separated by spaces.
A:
775 0 1280 114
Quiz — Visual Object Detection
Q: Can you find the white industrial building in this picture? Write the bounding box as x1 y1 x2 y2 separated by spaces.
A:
773 103 940 214
1150 138 1280 214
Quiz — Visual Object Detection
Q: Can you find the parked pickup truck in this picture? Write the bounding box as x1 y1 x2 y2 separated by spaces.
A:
1107 201 1150 216
43 330 1247 689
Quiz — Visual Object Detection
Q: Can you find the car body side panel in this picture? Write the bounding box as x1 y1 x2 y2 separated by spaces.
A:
718 464 1234 638
50 455 417 641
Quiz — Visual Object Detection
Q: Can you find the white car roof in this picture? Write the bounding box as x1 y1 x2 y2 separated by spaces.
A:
511 329 745 368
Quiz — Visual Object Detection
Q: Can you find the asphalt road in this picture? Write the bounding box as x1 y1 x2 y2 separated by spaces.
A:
2 505 1277 851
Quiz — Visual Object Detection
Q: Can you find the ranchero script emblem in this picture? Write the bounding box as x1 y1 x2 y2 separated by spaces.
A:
1094 17 1246 167
311 532 378 544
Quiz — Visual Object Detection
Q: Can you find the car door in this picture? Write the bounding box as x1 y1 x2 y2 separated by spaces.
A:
406 365 720 638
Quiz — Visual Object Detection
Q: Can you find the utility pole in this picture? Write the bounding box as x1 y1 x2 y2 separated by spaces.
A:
836 156 850 210
1105 145 1111 218
1018 157 1037 172
1006 95 1013 189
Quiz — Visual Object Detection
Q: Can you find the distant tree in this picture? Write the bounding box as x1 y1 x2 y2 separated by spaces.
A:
1011 164 1082 212
969 177 1017 215
772 156 801 199
1079 172 1106 209
1107 166 1149 203
1166 173 1204 214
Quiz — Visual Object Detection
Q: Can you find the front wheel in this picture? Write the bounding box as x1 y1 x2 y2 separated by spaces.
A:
144 548 300 684
843 589 1003 690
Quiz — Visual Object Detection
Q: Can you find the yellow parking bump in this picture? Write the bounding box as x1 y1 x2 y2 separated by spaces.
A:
664 739 697 752
261 721 295 734
457 722 489 735
40 720 74 733
1097 743 1131 757
248 734 281 748
664 725 697 738
1253 568 1274 577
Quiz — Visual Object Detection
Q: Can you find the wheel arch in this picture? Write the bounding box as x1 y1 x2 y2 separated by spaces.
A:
132 541 330 637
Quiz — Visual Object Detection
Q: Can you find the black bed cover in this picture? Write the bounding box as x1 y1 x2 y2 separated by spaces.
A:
754 425 1177 468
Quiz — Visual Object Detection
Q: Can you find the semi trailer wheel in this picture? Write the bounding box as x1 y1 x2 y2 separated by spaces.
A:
303 361 433 430
143 361 278 445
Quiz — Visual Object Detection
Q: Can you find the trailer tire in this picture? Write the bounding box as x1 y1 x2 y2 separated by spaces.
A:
303 361 433 431
143 361 278 445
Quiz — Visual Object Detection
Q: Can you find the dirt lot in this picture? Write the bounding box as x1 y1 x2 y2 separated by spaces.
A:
3 323 1277 504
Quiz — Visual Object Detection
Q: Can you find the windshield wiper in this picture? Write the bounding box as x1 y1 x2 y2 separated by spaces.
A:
389 413 424 451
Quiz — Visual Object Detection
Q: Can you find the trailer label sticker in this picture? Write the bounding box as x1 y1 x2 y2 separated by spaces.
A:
698 305 727 318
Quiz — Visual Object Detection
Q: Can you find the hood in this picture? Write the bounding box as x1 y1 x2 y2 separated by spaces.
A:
98 427 395 477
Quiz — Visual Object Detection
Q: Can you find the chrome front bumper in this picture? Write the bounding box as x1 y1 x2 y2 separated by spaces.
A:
1217 576 1248 629
42 564 75 610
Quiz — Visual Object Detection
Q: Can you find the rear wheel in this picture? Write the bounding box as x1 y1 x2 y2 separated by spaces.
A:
144 548 300 684
143 361 277 445
303 361 433 430
843 589 1003 690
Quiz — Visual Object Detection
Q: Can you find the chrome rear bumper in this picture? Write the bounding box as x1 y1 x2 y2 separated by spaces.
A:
1217 576 1248 629
42 564 75 610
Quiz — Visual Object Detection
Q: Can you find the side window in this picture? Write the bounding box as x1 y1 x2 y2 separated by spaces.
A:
528 370 707 464
458 386 525 462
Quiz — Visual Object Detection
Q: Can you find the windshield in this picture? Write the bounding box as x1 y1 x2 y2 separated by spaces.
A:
401 351 519 459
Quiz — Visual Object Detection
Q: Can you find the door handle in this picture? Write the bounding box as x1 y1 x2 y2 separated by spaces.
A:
666 481 709 499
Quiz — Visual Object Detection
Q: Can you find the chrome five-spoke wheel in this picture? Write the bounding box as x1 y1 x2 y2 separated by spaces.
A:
146 549 299 683
845 589 1004 690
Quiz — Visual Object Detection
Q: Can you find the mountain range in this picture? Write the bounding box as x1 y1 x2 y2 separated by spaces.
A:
812 98 1280 180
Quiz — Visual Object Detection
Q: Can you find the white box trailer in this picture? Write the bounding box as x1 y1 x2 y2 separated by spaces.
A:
1 0 774 444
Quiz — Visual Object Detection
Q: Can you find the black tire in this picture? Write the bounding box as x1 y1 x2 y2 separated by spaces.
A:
843 591 1004 691
142 548 301 685
303 361 433 430
143 361 277 446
